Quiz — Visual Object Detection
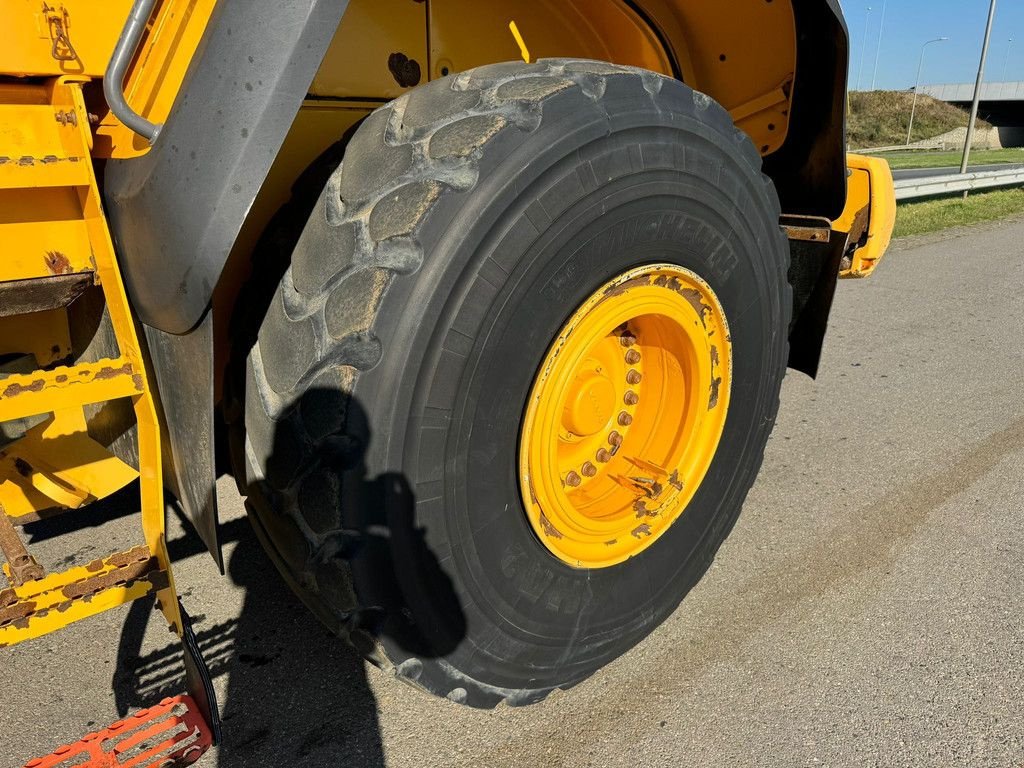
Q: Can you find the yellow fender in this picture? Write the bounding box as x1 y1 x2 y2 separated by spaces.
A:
837 153 897 279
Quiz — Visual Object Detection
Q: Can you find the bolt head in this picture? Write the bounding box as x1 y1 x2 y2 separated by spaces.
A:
626 370 642 385
624 349 641 365
582 462 597 477
596 448 612 463
565 471 582 487
620 332 637 348
624 390 639 406
617 411 633 427
608 430 623 446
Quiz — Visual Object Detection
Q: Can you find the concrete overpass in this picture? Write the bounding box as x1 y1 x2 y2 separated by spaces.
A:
920 83 1024 144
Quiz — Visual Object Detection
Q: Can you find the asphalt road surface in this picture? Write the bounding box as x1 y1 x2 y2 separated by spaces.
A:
4 218 1024 768
891 163 1024 181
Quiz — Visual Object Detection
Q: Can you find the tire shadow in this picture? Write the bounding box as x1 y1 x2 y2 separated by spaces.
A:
114 391 466 767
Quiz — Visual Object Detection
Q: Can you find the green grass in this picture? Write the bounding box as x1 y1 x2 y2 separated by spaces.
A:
879 148 1024 170
894 188 1024 238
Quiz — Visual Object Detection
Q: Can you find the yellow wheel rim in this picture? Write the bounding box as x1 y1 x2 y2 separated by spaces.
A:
519 264 732 569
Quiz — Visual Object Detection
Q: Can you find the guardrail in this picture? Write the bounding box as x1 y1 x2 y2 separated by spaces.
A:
895 167 1024 201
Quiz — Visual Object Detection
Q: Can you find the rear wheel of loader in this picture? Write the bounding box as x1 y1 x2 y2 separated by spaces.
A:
240 60 790 707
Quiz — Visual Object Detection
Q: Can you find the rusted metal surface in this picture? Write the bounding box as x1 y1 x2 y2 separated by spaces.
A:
61 550 167 601
44 251 73 275
0 504 44 586
387 52 422 87
0 272 93 318
780 214 834 243
0 546 167 630
2 379 44 398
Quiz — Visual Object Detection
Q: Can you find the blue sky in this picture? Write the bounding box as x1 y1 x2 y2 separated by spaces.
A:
841 0 1024 90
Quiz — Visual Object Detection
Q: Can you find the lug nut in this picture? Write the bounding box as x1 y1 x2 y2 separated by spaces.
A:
626 370 642 385
620 332 637 348
582 462 597 477
624 349 641 365
617 411 633 427
608 431 623 447
565 471 582 487
596 448 612 463
624 390 639 406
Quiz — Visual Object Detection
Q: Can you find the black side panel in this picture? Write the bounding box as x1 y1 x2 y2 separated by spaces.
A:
763 0 849 220
105 0 350 335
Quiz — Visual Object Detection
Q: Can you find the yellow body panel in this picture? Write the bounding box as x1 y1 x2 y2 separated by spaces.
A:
427 0 672 80
0 408 139 520
0 0 133 77
838 154 897 279
313 1 429 100
0 311 71 367
648 0 796 154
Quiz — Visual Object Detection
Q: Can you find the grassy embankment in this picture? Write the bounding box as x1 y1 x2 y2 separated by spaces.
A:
849 93 1024 235
848 91 990 149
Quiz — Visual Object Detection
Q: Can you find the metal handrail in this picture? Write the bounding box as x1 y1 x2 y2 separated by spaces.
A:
103 0 161 143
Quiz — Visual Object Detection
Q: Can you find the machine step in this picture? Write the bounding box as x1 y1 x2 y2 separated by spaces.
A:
23 695 213 768
0 155 91 189
0 545 169 647
0 357 143 423
0 273 95 318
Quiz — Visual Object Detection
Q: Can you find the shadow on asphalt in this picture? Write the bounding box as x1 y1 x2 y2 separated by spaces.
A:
109 392 466 767
113 515 388 767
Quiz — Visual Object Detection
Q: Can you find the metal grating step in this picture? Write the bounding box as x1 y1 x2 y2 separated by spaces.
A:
0 357 143 423
0 545 168 647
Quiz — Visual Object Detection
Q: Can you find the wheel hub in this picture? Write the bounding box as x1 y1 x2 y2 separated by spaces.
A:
562 367 616 437
519 264 733 569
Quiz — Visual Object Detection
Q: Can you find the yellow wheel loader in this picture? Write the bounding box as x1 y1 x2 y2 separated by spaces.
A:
0 0 895 763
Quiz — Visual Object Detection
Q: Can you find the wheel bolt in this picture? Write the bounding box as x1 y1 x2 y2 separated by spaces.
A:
565 471 581 487
582 462 597 477
624 390 639 406
596 448 612 463
608 431 623 446
626 370 642 385
618 411 633 427
624 349 641 365
620 332 637 348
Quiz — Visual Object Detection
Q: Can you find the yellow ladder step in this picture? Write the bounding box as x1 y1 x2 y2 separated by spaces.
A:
0 357 143 422
0 155 91 189
0 545 168 647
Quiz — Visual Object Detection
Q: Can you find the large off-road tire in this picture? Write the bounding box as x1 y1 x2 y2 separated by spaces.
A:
240 59 789 707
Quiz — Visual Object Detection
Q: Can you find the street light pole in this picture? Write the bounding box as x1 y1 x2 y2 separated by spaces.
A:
907 37 950 146
1001 37 1014 82
858 6 873 91
871 0 888 90
961 0 998 187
